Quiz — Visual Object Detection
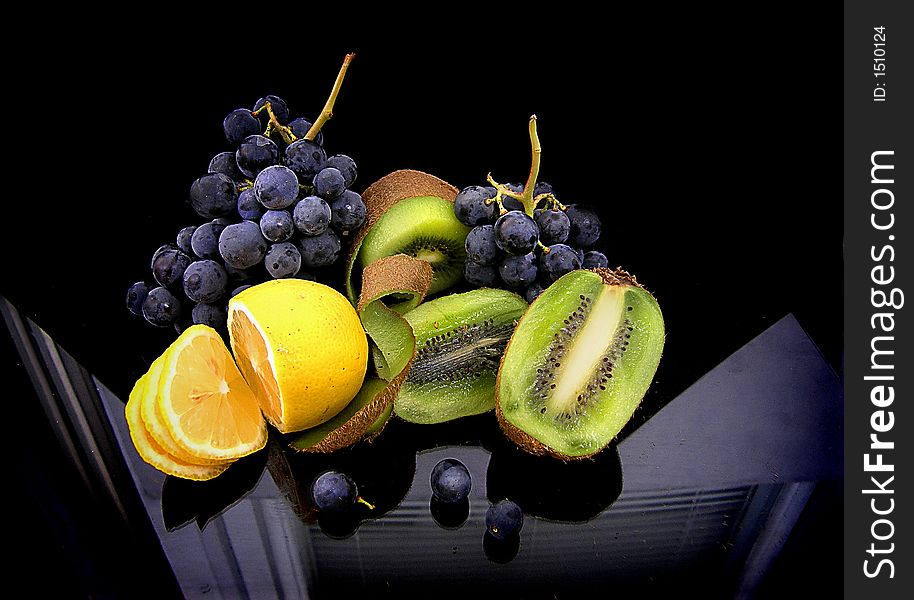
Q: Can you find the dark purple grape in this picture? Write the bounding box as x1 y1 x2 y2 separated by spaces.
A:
189 173 237 218
190 220 229 260
259 209 295 242
454 185 497 226
464 261 499 287
236 135 280 178
218 221 268 269
284 139 327 182
566 205 602 247
264 242 302 278
229 284 252 297
534 208 570 245
253 95 289 124
582 251 609 269
314 167 346 198
208 151 245 182
465 225 501 266
254 165 299 209
182 260 228 303
326 154 357 187
223 109 261 146
293 195 331 236
126 281 151 316
288 117 323 146
486 499 524 540
311 471 357 512
533 181 553 198
494 211 539 255
236 188 264 221
539 244 582 283
299 229 341 268
523 282 545 303
191 302 227 329
176 226 196 255
142 286 182 327
430 459 471 504
499 253 538 287
151 246 192 288
330 190 366 233
501 183 525 212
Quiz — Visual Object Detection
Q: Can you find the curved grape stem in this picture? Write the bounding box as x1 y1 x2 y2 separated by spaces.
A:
304 53 355 141
356 496 375 510
252 102 296 145
485 115 544 217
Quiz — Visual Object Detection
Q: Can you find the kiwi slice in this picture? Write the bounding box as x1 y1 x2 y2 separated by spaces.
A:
357 196 470 295
395 288 528 424
497 268 664 459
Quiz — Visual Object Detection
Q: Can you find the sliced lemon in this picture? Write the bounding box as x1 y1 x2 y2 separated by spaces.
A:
157 324 267 461
228 279 368 434
125 376 230 481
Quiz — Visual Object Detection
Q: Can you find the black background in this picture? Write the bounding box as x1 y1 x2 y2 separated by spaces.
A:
2 17 841 598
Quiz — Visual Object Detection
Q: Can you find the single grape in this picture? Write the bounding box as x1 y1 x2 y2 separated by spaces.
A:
330 190 366 233
486 499 524 540
465 225 501 266
151 246 192 288
313 167 346 198
230 284 252 297
293 195 331 236
534 208 570 245
284 139 327 182
236 188 264 221
326 154 357 187
582 250 609 269
191 302 227 329
236 135 280 178
142 286 182 327
430 459 472 504
499 253 538 287
259 209 295 242
566 205 602 247
288 117 324 146
454 185 497 226
264 242 302 279
501 183 525 212
182 260 228 303
189 173 237 218
524 282 545 303
126 281 151 316
494 211 539 255
464 261 499 287
207 151 245 182
253 95 290 124
533 181 554 198
298 228 341 268
176 226 196 256
539 243 582 283
223 108 261 146
218 221 268 269
253 164 299 209
311 471 358 512
190 220 229 260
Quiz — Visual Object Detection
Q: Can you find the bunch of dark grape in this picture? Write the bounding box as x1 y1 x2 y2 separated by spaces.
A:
455 180 607 304
126 59 365 333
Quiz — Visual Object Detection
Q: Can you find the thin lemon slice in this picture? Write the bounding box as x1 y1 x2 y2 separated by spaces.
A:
142 354 230 466
125 378 230 481
157 324 267 460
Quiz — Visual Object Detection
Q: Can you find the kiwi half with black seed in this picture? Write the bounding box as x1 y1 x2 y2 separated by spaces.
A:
496 268 664 459
395 288 528 424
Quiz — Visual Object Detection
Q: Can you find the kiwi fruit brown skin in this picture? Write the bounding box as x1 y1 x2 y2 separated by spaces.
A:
345 170 461 303
496 267 664 460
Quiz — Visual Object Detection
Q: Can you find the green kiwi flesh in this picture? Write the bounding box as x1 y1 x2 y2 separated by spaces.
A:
358 196 471 295
497 268 664 459
395 288 528 424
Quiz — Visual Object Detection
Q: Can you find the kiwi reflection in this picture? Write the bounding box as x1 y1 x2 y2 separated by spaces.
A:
486 436 623 523
266 425 417 535
161 444 269 531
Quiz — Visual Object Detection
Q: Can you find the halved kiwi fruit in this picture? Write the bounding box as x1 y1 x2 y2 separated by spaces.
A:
395 288 528 424
345 169 467 302
496 268 664 459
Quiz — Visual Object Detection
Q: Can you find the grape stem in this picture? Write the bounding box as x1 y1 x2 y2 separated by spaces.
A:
305 53 355 141
356 496 375 510
486 115 544 217
252 102 296 145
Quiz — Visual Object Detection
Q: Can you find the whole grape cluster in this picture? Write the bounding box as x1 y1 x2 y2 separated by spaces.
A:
454 181 607 303
126 94 366 332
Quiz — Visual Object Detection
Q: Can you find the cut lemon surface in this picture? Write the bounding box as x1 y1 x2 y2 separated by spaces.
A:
141 354 230 466
157 325 267 460
228 279 368 434
125 375 230 481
